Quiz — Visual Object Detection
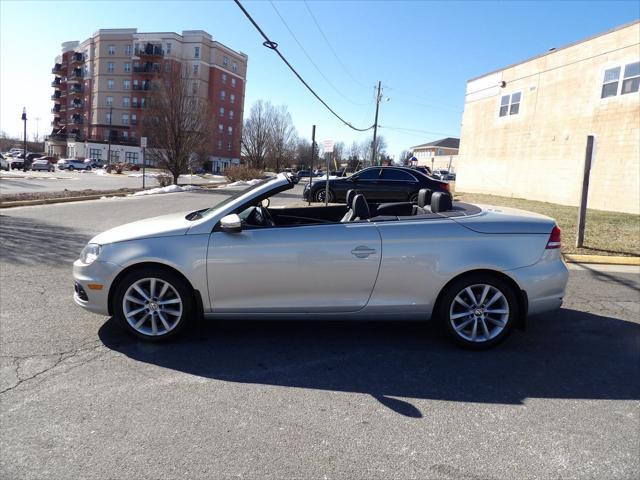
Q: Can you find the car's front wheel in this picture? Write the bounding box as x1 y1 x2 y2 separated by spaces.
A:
314 189 334 203
68 166 74 171
112 268 193 342
438 273 519 349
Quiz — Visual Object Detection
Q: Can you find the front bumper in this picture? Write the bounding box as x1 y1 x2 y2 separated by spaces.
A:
509 250 569 316
73 259 122 315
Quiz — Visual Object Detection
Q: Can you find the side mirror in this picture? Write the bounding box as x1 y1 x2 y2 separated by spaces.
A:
219 214 242 233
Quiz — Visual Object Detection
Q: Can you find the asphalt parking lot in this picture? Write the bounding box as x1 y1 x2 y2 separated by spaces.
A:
1 190 638 479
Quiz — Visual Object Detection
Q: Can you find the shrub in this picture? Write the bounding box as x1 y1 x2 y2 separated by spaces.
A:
225 165 263 182
156 173 173 187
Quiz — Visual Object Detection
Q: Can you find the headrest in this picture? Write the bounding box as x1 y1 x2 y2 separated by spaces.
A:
345 189 357 207
431 191 453 213
417 188 432 208
352 194 370 220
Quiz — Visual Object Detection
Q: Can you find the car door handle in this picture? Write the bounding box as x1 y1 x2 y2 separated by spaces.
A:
351 246 377 258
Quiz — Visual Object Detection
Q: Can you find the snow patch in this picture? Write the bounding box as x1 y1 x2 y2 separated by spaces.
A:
131 184 204 196
220 179 262 188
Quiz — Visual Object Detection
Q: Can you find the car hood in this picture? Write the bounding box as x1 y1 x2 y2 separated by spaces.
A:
91 211 194 245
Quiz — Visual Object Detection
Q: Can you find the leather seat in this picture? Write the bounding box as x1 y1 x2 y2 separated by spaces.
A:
431 191 453 213
340 190 358 222
375 202 415 216
412 188 433 214
351 194 371 221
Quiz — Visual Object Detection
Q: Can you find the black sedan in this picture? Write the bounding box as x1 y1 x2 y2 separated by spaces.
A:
303 166 450 203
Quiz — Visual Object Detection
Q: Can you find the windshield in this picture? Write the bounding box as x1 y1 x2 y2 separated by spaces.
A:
196 176 282 219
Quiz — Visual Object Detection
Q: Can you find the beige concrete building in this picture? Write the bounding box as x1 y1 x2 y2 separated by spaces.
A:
410 137 459 172
46 29 247 171
456 21 640 214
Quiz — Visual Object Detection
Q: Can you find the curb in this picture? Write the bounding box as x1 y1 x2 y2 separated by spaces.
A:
563 254 639 266
0 183 228 209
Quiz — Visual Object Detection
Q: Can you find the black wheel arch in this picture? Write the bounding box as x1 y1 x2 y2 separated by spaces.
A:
432 269 528 331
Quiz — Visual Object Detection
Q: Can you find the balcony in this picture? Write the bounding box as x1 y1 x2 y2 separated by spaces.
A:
131 102 146 109
50 117 61 127
68 101 83 110
70 69 83 79
133 64 161 74
51 105 65 114
135 44 164 57
51 92 63 101
70 52 84 63
69 86 83 95
70 115 83 125
51 63 64 74
51 77 62 87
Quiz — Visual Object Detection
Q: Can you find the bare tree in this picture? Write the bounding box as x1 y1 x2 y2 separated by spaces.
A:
399 150 413 165
362 135 388 166
241 100 274 169
295 138 312 170
143 67 214 184
266 105 297 172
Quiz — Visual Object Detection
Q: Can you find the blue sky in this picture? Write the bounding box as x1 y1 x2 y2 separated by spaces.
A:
1 0 638 159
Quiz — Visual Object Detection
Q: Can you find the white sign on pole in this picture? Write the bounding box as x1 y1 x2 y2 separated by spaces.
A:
322 139 334 153
140 137 148 148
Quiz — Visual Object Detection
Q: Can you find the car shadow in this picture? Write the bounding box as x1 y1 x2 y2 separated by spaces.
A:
0 215 90 266
99 308 640 417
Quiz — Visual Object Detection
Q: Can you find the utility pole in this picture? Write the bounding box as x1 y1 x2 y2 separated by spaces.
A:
21 108 27 171
308 125 315 206
371 81 382 166
576 135 595 248
107 106 113 164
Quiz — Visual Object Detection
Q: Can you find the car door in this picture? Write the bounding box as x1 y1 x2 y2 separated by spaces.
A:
351 168 383 201
207 222 382 313
379 168 420 201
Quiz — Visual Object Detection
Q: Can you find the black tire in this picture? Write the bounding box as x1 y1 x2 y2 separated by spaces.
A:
86 166 92 171
437 273 519 350
112 267 194 342
68 165 74 171
314 188 334 203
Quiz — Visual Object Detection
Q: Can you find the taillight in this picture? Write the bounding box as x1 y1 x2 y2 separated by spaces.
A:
442 182 450 192
546 226 561 249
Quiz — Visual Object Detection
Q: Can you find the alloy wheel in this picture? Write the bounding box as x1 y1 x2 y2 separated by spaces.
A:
448 283 509 343
122 277 183 336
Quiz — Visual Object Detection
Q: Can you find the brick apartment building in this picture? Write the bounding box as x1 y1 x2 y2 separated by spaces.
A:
456 21 639 214
46 29 247 172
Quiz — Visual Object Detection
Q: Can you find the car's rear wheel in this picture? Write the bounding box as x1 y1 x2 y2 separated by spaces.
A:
68 166 74 171
438 273 519 349
86 166 92 171
112 268 193 342
315 189 334 203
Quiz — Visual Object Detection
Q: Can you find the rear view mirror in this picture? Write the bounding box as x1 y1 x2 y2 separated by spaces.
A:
219 214 242 233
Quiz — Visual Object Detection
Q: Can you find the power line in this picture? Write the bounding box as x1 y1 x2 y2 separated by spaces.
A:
302 0 369 90
380 125 459 138
269 1 367 106
233 0 374 132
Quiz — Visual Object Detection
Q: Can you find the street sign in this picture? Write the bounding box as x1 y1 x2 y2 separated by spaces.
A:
140 137 147 148
322 139 334 153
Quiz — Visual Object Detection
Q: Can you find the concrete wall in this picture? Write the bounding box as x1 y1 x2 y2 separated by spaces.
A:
457 21 640 214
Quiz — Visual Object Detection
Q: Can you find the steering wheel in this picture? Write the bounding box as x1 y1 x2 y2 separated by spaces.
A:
257 206 275 227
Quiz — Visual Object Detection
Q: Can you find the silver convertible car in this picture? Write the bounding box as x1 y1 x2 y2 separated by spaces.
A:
74 173 568 349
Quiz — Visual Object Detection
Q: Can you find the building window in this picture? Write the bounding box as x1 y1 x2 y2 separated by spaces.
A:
219 107 224 116
220 90 226 100
122 114 129 125
124 80 131 90
232 62 237 72
230 94 235 104
622 61 640 95
122 131 129 140
223 56 229 66
89 148 102 159
124 62 131 73
108 45 115 55
218 124 224 133
231 78 236 88
193 64 199 75
229 110 234 119
222 73 227 83
192 81 198 94
107 79 114 90
125 152 139 163
194 46 200 59
166 42 172 55
217 140 223 150
106 96 113 106
123 97 130 107
227 126 233 135
105 112 112 123
131 114 137 125
499 92 521 117
601 67 621 98
227 142 232 152
107 62 114 72
125 44 132 55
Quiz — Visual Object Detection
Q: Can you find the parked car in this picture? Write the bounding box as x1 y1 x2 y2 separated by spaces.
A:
4 155 24 170
85 158 105 168
433 169 456 181
0 153 11 171
408 165 432 176
57 158 92 171
31 159 55 172
37 156 56 164
73 173 568 348
303 166 450 203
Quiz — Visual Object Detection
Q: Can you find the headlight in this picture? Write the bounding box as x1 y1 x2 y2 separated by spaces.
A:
80 243 101 264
